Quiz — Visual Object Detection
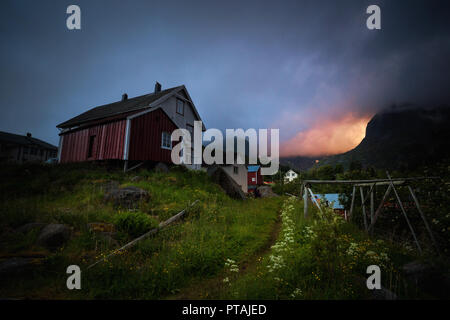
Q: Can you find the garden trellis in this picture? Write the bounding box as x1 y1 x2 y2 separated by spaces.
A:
300 173 441 255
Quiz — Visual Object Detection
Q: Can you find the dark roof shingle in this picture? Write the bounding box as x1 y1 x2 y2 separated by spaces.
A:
0 131 57 150
57 86 182 129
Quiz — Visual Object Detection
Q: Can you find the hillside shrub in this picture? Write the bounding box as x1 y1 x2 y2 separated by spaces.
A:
113 211 157 238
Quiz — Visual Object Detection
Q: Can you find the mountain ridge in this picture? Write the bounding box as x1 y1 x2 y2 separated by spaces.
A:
280 104 450 171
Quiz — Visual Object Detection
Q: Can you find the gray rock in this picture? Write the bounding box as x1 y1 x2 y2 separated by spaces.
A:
104 186 149 209
0 258 33 275
371 286 397 300
356 275 397 300
256 186 278 198
402 260 437 290
154 162 169 173
403 261 428 275
101 180 120 193
16 223 46 234
36 224 71 249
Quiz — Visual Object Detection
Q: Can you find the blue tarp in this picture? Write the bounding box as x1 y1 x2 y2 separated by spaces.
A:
247 165 260 172
314 193 344 209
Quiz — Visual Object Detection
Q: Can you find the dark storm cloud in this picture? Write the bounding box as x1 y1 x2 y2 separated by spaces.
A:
0 0 449 147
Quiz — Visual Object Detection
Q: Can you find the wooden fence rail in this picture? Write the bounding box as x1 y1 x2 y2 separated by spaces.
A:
87 200 200 270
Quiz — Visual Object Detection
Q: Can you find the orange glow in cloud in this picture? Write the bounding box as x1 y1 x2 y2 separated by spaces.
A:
280 113 372 157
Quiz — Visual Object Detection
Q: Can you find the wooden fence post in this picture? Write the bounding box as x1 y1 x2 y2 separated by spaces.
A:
303 185 309 219
386 172 422 254
349 185 356 221
360 187 368 231
370 187 374 224
308 187 324 217
368 184 392 232
408 185 440 255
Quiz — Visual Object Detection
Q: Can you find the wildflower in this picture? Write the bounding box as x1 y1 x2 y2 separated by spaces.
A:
290 288 302 298
365 250 376 257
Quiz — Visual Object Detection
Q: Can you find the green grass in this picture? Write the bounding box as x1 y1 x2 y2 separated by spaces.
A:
218 197 423 300
0 163 281 299
0 163 445 299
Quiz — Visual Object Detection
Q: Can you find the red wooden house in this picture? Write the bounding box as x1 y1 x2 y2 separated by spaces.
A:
56 83 205 169
247 165 263 193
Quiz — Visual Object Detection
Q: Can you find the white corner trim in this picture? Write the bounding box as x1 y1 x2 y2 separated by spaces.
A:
123 118 131 160
57 135 64 163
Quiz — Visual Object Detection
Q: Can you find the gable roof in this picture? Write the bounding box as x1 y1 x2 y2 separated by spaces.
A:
57 85 187 129
0 131 57 150
247 165 260 172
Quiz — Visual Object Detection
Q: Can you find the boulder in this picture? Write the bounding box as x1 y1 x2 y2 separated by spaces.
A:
36 224 71 249
370 286 397 300
104 186 149 209
0 257 33 275
101 180 120 193
355 275 397 300
154 162 169 173
402 260 428 275
402 260 430 286
256 186 278 198
16 223 46 234
401 260 446 296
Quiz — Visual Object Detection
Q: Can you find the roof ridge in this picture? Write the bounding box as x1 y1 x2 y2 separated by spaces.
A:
57 85 183 129
0 131 57 149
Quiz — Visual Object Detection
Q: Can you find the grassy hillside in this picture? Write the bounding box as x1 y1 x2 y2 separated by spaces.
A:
0 163 445 299
0 163 281 299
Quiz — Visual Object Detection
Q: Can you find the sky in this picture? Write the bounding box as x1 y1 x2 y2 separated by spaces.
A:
1 0 450 156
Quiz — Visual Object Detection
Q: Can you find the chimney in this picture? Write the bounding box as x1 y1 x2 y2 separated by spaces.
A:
154 82 162 93
26 132 32 138
122 93 128 101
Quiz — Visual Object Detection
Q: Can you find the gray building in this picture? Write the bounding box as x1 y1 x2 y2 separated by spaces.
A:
0 131 57 163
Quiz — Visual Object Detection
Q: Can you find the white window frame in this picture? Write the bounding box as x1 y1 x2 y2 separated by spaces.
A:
176 98 184 115
161 131 172 150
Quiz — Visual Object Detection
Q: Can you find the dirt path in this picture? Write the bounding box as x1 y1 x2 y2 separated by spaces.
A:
166 211 282 300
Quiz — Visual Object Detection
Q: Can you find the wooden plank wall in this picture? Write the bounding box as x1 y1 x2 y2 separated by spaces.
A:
60 120 127 163
128 108 177 163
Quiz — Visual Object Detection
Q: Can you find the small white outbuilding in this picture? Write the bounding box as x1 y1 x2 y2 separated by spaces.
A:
284 169 298 183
